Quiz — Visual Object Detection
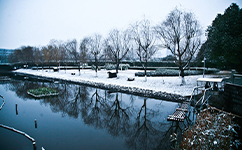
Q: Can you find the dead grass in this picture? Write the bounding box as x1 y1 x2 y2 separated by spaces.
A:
181 106 240 149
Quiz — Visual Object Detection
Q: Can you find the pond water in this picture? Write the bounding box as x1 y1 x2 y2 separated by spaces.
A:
0 73 192 150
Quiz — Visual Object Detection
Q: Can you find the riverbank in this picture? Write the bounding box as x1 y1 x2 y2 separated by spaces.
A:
15 69 215 102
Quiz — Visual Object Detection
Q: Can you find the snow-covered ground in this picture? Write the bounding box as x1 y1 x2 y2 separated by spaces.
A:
15 68 217 97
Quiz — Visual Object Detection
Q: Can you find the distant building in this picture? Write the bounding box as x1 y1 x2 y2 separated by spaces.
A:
0 49 14 63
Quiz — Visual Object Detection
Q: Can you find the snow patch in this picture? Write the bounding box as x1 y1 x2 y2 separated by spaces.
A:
14 69 214 100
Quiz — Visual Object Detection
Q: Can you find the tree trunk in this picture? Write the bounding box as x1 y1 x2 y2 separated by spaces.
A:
144 59 148 82
94 55 98 77
144 68 147 82
116 59 119 73
78 62 81 76
180 68 186 85
180 68 185 78
95 55 98 73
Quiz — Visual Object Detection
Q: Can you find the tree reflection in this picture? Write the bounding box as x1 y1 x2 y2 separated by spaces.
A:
82 89 109 129
5 79 88 118
156 121 185 150
46 83 89 118
126 98 165 150
78 86 90 117
1 78 187 150
8 81 39 100
65 86 82 118
107 93 132 137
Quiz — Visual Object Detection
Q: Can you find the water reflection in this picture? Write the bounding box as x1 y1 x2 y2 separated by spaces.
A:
15 104 18 115
0 73 190 150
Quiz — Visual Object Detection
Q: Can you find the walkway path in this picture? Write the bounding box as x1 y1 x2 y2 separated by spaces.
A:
167 101 189 121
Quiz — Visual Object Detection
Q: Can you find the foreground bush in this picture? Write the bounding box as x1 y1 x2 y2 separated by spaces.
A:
181 107 240 149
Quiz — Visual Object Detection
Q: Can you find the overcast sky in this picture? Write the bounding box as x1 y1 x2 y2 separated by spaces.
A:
0 0 241 49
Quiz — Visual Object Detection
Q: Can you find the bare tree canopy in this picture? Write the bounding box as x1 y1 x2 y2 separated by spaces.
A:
65 39 79 64
131 18 157 81
155 8 202 80
8 46 35 64
89 34 104 74
79 37 90 64
33 47 41 65
105 28 132 73
48 39 61 65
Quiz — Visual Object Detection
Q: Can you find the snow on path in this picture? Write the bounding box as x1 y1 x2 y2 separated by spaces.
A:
15 69 210 96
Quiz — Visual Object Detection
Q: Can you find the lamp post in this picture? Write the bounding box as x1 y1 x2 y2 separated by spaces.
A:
202 57 206 78
42 54 44 72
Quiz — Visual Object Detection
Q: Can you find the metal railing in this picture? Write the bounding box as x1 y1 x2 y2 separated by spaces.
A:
196 87 213 108
188 85 204 104
188 85 214 110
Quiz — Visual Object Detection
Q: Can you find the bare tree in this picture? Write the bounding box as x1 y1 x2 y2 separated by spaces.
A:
8 49 22 63
89 34 104 76
105 29 132 73
58 43 67 65
65 39 79 64
21 46 34 66
49 39 61 67
45 39 69 72
41 46 51 70
33 47 41 70
155 8 202 84
131 19 157 81
79 37 90 74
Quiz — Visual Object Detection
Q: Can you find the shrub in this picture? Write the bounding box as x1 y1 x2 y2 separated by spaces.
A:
206 68 220 74
119 64 130 70
105 63 130 70
105 63 116 70
91 65 101 71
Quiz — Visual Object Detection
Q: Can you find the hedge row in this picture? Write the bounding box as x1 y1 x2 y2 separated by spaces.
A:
135 68 219 77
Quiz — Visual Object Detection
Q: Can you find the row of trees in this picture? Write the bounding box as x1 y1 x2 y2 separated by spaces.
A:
9 7 203 82
9 3 242 76
9 39 79 66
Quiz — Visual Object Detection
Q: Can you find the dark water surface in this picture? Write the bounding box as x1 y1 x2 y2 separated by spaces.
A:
0 73 189 150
